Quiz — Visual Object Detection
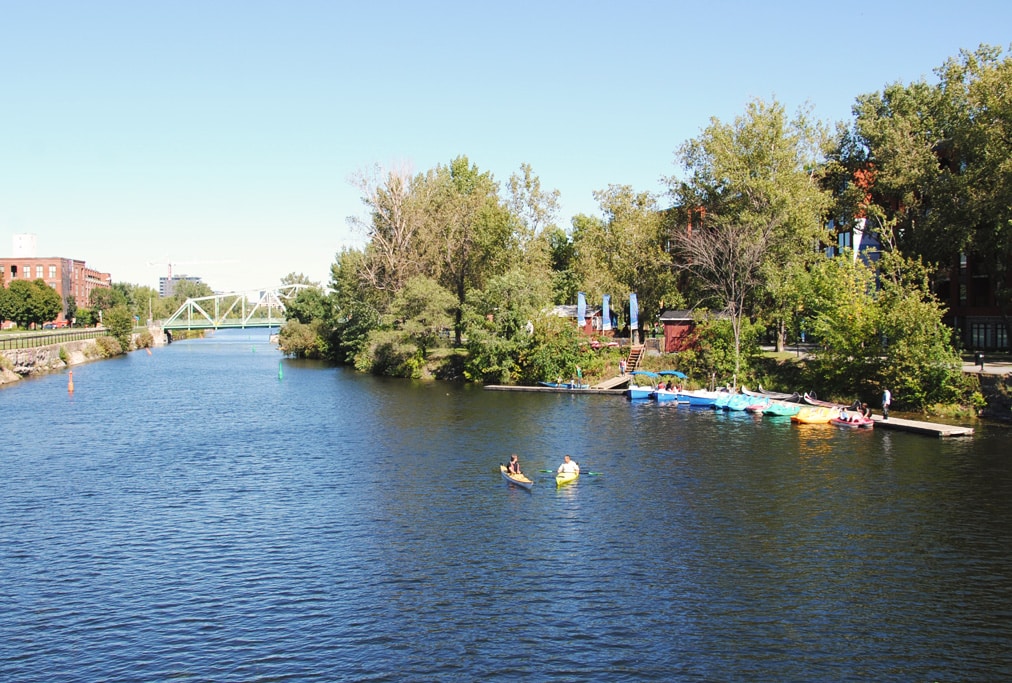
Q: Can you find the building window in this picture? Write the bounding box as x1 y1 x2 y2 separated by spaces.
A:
36 265 43 278
49 265 56 278
971 322 988 348
998 323 1009 351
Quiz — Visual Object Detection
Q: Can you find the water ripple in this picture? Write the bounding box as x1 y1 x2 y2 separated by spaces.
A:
2 337 1012 680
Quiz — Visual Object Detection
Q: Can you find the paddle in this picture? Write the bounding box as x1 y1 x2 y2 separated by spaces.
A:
538 469 601 476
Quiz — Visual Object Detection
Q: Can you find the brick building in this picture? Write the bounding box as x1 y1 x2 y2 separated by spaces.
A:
1 252 112 326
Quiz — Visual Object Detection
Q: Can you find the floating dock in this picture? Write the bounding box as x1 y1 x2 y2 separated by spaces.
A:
485 384 975 437
485 385 626 395
871 415 974 437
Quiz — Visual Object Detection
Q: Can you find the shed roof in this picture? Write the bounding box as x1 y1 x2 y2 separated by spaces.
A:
549 305 604 318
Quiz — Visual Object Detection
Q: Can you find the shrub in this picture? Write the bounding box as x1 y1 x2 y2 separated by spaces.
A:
135 331 154 349
94 335 123 358
356 330 422 377
102 305 134 351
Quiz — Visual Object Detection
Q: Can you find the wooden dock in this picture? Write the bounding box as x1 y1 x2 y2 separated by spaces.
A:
484 382 976 437
485 385 627 395
870 415 973 437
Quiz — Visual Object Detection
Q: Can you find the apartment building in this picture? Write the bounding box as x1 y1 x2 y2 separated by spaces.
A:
2 234 112 324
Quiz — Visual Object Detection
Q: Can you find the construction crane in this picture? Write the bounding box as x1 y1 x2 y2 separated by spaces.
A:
147 259 237 279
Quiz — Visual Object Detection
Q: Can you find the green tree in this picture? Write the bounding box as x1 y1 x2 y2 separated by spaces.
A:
933 46 1012 326
169 279 214 302
462 268 555 384
284 286 329 325
506 162 560 280
281 272 319 286
804 251 968 408
422 156 517 345
5 279 62 328
278 319 328 359
64 294 78 325
0 284 11 325
572 185 681 332
544 224 580 304
804 251 882 398
90 287 127 312
386 276 455 359
669 97 833 373
327 247 381 364
874 252 968 408
349 165 430 300
102 305 134 351
75 307 98 327
837 45 1012 335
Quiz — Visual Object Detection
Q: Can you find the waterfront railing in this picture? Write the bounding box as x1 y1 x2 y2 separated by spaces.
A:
0 329 110 351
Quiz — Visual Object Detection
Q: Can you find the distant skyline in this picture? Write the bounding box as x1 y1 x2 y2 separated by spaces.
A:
2 1 1010 292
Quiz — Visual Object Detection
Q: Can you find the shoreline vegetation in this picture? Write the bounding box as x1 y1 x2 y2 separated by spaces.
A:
3 330 1007 423
267 45 1012 421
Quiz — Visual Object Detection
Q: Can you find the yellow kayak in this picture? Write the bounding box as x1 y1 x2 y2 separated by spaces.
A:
500 465 534 490
556 470 579 487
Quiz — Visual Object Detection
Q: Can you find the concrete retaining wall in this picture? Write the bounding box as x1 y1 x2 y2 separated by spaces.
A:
0 339 95 381
0 330 159 386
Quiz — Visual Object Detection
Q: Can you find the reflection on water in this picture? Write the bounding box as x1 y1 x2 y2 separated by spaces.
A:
1 331 1011 681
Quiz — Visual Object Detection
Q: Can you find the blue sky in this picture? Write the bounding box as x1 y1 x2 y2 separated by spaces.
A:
2 0 1010 292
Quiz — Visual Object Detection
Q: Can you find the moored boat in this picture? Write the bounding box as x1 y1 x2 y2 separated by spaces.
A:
763 400 801 417
830 412 874 429
791 406 836 424
803 392 847 409
500 464 534 490
626 371 659 400
652 388 682 402
725 394 757 411
743 396 772 413
626 386 653 400
712 392 732 409
677 389 723 407
749 385 802 403
538 381 589 390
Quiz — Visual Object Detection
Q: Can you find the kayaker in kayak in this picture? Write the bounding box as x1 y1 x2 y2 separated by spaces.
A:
558 455 580 476
506 453 522 475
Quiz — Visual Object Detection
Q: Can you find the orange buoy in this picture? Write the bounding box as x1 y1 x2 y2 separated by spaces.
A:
68 370 74 394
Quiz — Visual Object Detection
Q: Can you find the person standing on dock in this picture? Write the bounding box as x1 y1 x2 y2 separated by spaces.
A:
882 388 892 420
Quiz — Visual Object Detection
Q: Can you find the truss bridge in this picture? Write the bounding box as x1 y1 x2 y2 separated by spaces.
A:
161 284 310 330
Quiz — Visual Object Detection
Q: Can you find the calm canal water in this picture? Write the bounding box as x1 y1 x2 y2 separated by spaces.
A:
2 330 1011 681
